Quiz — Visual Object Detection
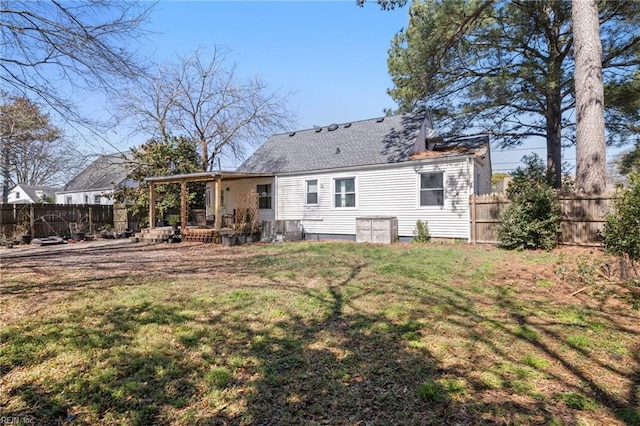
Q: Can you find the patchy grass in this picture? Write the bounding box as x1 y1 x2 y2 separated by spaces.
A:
0 241 638 425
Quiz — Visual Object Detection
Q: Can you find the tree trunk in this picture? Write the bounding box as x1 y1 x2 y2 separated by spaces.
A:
1 139 11 204
200 138 208 172
573 0 606 194
546 100 563 189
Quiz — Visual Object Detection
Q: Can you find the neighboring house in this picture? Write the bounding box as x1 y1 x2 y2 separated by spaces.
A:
56 154 136 205
7 184 59 204
203 111 492 241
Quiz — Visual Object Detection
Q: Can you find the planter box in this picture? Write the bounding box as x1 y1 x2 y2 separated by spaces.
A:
71 232 85 242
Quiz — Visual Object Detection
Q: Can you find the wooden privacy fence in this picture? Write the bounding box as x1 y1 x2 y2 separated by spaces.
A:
469 193 615 246
0 204 114 239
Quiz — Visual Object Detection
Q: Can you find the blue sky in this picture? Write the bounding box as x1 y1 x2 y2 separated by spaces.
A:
144 1 407 128
92 1 620 172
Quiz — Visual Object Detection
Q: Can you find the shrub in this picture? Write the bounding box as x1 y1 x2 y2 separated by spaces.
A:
413 219 431 243
497 154 561 251
602 171 640 262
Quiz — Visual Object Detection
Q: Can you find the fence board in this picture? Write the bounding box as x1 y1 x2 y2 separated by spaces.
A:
469 193 614 246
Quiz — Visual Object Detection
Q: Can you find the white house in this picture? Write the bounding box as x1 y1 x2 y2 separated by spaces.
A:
201 112 492 241
6 184 59 204
56 154 135 205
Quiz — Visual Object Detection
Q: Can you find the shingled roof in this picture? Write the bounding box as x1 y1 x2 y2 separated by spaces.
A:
62 154 134 192
237 112 488 174
10 184 59 203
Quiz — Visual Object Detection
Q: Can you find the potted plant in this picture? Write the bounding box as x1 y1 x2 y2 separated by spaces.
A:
69 214 88 241
219 227 237 246
98 224 115 239
168 215 180 235
13 222 31 245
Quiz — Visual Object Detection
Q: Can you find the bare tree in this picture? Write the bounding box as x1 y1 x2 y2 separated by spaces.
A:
118 47 294 171
0 96 85 202
573 0 607 194
1 0 153 133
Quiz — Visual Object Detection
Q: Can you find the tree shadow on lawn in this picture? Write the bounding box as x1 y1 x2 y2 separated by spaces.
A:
1 303 200 425
202 248 640 425
2 243 639 425
199 261 567 425
389 277 640 425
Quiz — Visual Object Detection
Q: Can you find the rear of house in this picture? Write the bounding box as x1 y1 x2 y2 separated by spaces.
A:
227 112 492 242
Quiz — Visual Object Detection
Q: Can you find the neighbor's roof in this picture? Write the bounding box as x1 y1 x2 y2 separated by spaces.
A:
237 112 488 174
61 154 134 192
12 184 59 201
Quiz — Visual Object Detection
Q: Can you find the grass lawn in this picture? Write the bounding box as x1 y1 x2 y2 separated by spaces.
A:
1 241 639 425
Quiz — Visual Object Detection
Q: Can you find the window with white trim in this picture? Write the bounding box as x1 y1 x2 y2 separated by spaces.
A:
257 184 272 209
305 179 318 205
65 196 72 205
334 178 355 208
419 172 444 206
94 195 101 204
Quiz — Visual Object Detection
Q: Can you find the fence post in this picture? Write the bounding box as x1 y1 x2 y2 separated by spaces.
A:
30 204 35 236
470 194 476 244
89 207 93 235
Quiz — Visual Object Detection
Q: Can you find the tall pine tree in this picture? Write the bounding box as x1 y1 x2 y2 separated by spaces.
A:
386 0 639 187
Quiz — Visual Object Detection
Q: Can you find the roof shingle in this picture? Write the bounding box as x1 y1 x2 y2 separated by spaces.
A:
238 112 487 174
62 154 133 192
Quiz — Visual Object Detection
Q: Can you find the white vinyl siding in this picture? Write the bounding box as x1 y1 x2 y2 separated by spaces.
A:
275 158 473 239
55 190 116 205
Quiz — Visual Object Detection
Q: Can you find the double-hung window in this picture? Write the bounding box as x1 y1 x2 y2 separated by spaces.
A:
306 180 318 205
257 184 272 209
419 172 444 206
94 195 102 204
334 178 355 208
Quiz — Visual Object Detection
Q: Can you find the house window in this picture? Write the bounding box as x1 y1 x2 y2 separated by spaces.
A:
257 184 272 209
334 178 355 208
306 180 318 205
15 191 20 199
65 196 72 205
84 195 89 204
94 195 101 204
420 172 444 206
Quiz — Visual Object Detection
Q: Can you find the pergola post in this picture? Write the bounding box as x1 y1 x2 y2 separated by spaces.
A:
214 177 221 230
149 182 156 229
180 180 188 230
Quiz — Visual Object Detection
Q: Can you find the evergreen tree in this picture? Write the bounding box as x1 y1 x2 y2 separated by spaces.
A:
386 0 639 187
112 136 203 225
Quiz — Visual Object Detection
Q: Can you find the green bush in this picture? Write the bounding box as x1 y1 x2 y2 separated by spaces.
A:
413 219 431 243
497 154 561 251
602 171 640 261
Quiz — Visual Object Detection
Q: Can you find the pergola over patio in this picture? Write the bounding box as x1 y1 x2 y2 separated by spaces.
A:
145 171 273 237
